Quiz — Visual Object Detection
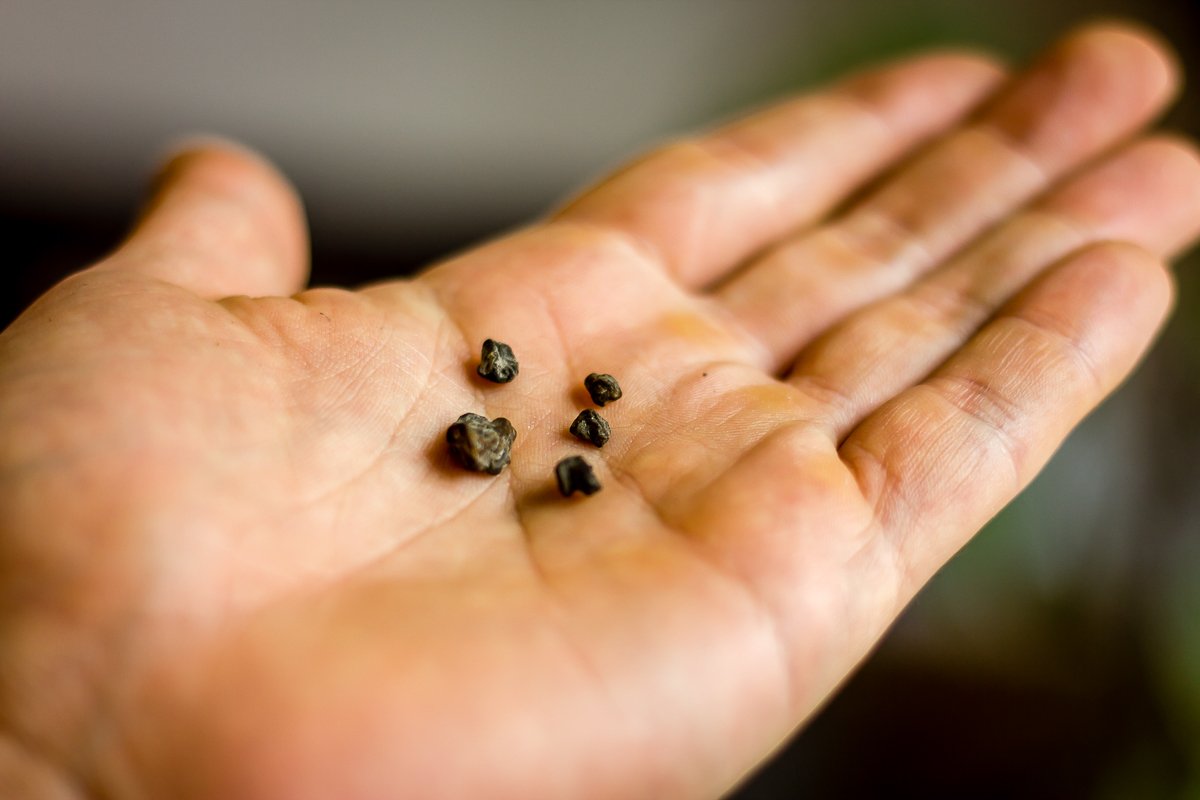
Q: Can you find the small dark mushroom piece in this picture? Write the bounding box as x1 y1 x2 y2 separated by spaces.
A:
555 456 601 497
584 373 622 406
477 339 519 383
446 413 517 474
569 409 611 448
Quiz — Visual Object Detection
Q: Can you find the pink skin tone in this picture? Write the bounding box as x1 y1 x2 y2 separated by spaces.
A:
2 21 1200 800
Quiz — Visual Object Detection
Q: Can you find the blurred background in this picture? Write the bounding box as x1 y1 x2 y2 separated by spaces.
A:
3 0 1198 796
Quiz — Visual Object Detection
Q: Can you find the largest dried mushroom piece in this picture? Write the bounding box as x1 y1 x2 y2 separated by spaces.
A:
477 339 519 383
446 413 517 474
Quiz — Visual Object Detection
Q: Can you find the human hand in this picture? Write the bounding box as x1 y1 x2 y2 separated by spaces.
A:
2 22 1199 800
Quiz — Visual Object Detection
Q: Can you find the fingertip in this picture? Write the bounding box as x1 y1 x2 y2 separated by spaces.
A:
1115 240 1174 315
1058 19 1180 102
115 136 311 299
1022 240 1175 364
154 133 277 166
1130 135 1200 254
1079 239 1172 296
1141 131 1200 164
146 136 307 251
840 48 1008 115
1137 133 1200 211
846 45 1008 84
1037 134 1200 258
1069 18 1180 74
1075 240 1176 381
905 48 1009 82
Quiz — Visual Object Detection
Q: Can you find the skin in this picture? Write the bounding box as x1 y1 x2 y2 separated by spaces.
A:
1 21 1199 800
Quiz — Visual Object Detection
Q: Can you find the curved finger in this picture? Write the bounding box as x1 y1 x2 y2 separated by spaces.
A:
715 22 1178 369
97 138 310 299
790 135 1200 438
839 241 1173 593
553 50 1005 288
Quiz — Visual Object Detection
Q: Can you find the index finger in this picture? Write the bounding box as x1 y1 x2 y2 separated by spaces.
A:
553 50 1005 288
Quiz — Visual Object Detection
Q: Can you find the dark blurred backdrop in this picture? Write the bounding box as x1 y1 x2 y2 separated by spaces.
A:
3 1 1199 797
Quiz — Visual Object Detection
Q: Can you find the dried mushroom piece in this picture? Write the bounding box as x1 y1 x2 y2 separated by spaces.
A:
446 413 517 474
584 373 621 406
477 339 519 383
569 409 611 447
555 455 602 497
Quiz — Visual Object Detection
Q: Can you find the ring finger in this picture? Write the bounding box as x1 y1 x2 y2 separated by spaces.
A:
789 135 1200 439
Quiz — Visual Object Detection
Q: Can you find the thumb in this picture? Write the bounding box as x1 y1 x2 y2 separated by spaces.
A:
98 137 310 299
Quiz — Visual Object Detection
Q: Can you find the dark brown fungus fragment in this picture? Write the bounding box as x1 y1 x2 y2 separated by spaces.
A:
569 409 610 448
584 373 622 406
555 456 601 497
477 339 519 383
446 413 516 475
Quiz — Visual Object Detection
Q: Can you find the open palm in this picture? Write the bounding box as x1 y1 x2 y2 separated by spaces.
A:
3 23 1200 800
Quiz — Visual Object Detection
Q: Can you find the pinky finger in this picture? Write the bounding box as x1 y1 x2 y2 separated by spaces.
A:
840 241 1173 591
